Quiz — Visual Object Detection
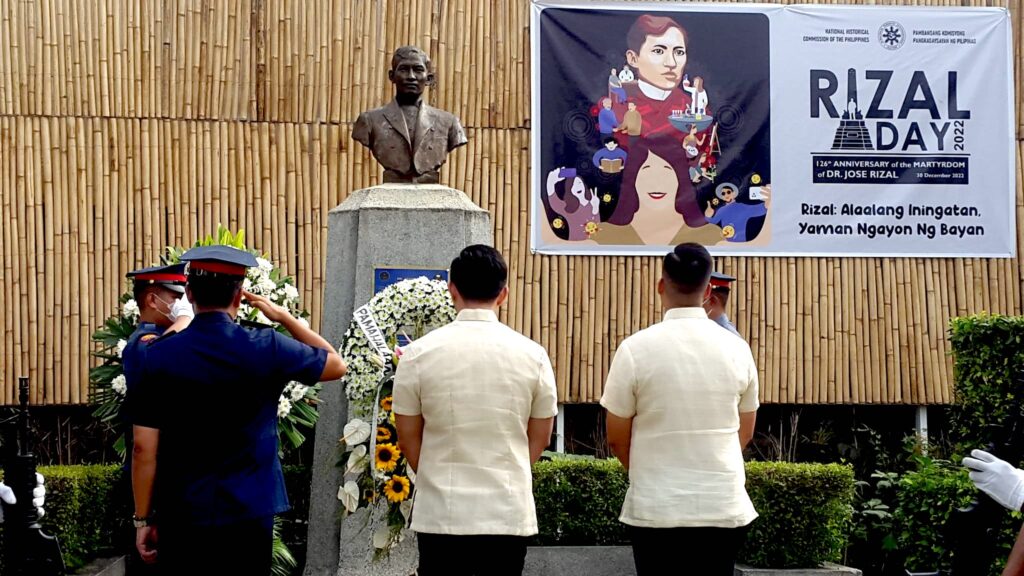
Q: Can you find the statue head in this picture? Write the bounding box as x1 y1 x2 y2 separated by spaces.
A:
388 46 435 99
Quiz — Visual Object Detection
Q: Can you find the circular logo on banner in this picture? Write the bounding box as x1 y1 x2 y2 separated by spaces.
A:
878 21 906 50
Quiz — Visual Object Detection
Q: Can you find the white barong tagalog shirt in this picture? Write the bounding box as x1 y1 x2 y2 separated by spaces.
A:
393 308 558 536
600 307 760 529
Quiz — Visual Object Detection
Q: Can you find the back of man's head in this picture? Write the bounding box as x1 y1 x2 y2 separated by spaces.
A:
188 275 243 309
450 245 507 303
663 242 713 296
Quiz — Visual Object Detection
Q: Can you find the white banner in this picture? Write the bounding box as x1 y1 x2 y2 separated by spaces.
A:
353 304 392 362
530 1 1015 257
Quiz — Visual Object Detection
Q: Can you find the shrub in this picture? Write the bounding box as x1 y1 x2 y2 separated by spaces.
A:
10 465 129 571
532 456 629 546
741 462 855 568
894 458 1018 575
531 457 855 569
0 464 313 574
948 313 1024 452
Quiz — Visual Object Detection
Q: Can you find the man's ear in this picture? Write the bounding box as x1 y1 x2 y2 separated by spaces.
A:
426 71 437 88
448 281 461 306
232 286 244 308
657 278 666 295
704 284 713 301
387 69 396 83
626 50 639 69
143 290 156 311
495 286 509 307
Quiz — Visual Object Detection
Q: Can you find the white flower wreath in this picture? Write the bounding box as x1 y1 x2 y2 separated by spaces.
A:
338 276 455 554
340 277 455 408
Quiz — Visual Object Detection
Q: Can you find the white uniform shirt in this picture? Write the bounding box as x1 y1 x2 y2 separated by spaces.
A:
393 308 558 536
600 307 759 529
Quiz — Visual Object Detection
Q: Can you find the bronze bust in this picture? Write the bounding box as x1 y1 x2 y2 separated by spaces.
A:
352 46 468 184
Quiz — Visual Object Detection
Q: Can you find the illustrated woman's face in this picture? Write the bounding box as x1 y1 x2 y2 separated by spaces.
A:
627 27 687 90
570 177 589 201
634 151 678 214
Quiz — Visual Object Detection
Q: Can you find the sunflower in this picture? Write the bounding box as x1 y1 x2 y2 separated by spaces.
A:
375 443 402 472
602 193 612 203
380 395 393 412
552 218 564 230
376 426 393 442
362 487 376 502
584 221 599 236
722 225 736 239
751 173 762 185
383 475 411 503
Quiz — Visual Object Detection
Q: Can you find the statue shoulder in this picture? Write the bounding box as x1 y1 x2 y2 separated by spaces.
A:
423 104 461 126
353 106 388 145
355 106 387 125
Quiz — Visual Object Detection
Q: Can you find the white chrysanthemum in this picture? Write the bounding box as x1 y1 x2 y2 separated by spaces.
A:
297 317 310 329
290 384 308 401
257 276 277 295
243 278 253 291
111 374 127 396
256 257 273 273
122 300 140 319
256 310 271 325
341 278 454 404
116 339 128 358
283 284 299 302
277 397 292 418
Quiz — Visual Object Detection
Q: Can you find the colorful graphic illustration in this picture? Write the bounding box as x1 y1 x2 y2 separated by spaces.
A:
535 8 772 251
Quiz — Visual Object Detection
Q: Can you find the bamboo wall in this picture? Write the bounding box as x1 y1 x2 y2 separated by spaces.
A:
0 0 1021 406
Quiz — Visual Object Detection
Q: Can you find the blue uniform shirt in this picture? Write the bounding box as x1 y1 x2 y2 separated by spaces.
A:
120 321 164 469
131 312 327 526
714 313 742 339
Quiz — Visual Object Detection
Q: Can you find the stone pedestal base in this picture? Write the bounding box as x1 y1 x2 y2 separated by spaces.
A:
303 185 492 576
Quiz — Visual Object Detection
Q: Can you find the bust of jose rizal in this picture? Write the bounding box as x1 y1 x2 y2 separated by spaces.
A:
352 46 468 184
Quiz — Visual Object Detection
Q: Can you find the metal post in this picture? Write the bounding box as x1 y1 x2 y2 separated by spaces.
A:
555 404 565 453
1 377 65 575
915 406 929 452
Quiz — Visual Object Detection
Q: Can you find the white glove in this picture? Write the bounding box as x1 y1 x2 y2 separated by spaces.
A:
0 473 45 523
170 294 194 321
33 472 45 518
963 449 1024 511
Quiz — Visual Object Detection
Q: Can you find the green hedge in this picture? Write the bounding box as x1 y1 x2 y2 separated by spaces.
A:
7 465 310 573
24 460 857 571
948 313 1024 451
742 462 855 568
1 465 128 572
532 457 629 546
532 457 855 569
895 461 1019 575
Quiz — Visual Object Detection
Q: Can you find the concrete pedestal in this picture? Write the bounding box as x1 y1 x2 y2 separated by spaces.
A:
303 185 492 576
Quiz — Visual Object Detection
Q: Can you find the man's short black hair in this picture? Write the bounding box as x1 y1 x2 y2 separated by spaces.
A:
712 286 731 305
188 275 243 309
663 243 713 295
132 283 152 305
450 245 507 302
603 136 617 146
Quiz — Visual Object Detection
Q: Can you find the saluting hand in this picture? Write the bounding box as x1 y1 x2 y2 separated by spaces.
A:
242 290 292 324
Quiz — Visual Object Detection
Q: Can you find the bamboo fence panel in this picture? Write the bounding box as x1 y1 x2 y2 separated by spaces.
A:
0 0 1020 404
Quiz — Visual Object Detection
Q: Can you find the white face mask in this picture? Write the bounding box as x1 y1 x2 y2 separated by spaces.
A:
152 294 178 322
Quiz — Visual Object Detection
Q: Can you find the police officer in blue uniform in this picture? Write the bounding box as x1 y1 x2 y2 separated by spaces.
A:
120 263 194 575
704 271 742 338
129 246 347 575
